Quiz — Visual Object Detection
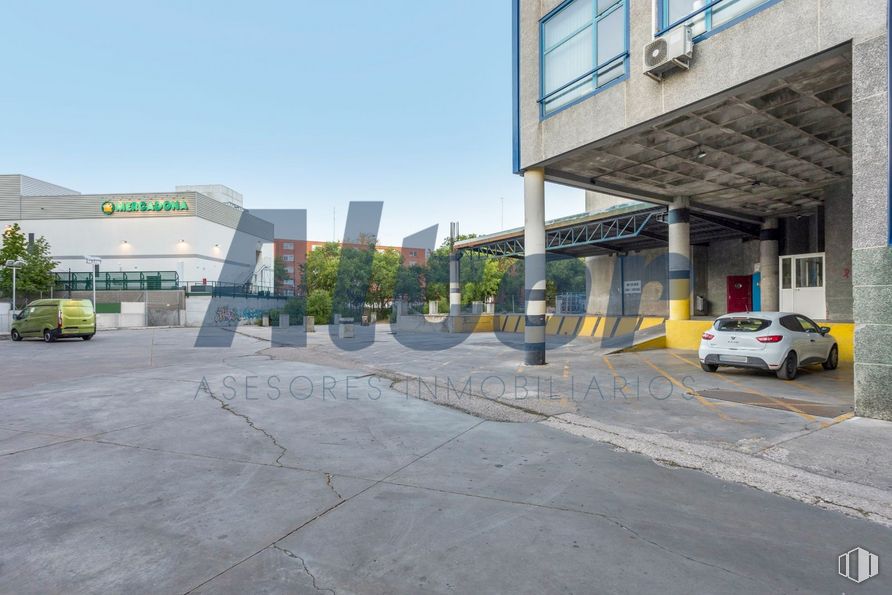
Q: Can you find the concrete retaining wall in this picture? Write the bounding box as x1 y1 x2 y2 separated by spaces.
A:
184 295 288 327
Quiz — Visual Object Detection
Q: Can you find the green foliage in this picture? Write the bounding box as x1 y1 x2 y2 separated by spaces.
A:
395 263 425 304
302 242 340 294
0 223 58 308
332 242 375 317
283 297 306 324
367 248 402 315
307 289 332 324
273 257 291 284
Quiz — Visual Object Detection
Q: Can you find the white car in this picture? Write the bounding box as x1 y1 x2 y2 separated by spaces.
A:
698 312 838 380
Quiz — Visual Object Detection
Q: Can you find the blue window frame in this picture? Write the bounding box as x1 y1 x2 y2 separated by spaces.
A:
657 0 780 39
539 0 629 118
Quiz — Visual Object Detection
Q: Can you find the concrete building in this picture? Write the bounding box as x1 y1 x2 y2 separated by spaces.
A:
483 0 889 419
0 175 273 286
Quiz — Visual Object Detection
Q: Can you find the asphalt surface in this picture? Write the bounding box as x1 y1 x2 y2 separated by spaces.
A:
0 327 889 594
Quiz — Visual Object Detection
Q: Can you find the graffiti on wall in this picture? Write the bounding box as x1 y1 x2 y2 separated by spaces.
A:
213 306 265 325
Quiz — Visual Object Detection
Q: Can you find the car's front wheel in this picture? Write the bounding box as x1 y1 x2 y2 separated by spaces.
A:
822 344 839 370
10 329 22 342
43 329 56 343
701 362 718 373
776 351 798 380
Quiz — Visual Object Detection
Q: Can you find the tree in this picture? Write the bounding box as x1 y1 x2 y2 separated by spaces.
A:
307 289 332 324
302 242 340 294
1 223 57 308
366 248 401 315
274 256 292 286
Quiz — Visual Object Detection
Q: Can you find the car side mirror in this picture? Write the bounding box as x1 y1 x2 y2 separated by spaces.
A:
819 326 831 335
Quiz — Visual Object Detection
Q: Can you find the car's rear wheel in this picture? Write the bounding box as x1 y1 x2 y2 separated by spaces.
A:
701 362 718 373
43 329 56 343
82 334 94 341
822 344 839 370
10 329 22 342
776 351 797 380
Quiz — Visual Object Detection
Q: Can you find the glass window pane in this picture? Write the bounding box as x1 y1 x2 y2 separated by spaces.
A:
712 0 769 27
781 258 791 289
597 0 620 15
544 26 594 95
665 0 706 35
597 6 624 64
544 76 595 113
795 257 823 288
667 0 699 23
544 0 593 49
597 58 624 87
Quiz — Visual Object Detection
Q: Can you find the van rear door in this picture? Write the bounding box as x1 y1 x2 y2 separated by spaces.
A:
62 301 94 332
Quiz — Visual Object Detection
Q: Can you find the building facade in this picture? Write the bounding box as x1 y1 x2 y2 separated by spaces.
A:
0 175 273 286
510 0 890 418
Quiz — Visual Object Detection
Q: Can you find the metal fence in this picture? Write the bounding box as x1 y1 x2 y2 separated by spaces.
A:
53 271 180 292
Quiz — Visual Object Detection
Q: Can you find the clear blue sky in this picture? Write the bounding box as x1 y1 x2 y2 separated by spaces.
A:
0 0 584 247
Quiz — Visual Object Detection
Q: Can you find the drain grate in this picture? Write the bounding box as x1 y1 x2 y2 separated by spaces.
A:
698 389 852 418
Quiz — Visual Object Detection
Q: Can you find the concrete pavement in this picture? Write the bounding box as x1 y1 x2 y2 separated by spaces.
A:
0 327 890 593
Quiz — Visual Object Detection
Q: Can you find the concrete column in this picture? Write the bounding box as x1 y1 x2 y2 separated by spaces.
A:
759 217 779 312
449 222 461 317
667 197 691 321
524 167 546 365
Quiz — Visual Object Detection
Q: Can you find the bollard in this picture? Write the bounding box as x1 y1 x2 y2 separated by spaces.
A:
305 315 315 332
338 317 354 339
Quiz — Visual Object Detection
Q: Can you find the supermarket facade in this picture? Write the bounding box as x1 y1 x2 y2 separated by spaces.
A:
0 175 274 288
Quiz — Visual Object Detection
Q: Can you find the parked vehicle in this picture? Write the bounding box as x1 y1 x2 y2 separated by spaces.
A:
698 312 838 380
9 299 96 342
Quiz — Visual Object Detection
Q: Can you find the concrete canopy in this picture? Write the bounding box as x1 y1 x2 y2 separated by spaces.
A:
540 47 852 222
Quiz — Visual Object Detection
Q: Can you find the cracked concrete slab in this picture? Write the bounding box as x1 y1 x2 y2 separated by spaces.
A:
1 327 889 593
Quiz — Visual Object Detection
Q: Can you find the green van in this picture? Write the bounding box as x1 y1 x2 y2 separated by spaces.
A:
10 299 96 342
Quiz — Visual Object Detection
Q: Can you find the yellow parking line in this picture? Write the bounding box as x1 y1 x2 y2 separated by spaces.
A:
639 355 732 421
820 411 854 429
601 356 632 396
668 352 817 423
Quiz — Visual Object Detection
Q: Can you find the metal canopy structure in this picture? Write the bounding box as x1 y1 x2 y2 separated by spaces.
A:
455 204 760 259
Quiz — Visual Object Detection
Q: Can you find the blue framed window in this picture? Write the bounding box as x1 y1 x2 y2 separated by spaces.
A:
658 0 778 38
540 0 629 118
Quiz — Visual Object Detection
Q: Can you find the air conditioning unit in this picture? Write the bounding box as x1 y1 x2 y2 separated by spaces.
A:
643 26 693 81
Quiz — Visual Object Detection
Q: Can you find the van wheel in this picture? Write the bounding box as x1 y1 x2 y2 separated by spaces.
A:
776 352 797 380
43 329 56 343
822 345 839 370
701 362 718 373
10 329 22 342
82 334 94 341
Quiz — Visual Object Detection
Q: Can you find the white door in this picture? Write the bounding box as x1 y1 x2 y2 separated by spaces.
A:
779 253 826 320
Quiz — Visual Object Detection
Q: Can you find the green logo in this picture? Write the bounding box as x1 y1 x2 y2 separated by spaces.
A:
101 201 115 215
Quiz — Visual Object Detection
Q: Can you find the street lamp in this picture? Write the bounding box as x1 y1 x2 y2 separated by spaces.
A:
85 256 102 308
4 259 26 312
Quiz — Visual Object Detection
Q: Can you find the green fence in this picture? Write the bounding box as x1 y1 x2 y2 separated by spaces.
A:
53 271 180 292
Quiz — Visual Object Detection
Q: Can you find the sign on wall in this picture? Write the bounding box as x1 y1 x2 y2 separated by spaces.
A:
101 199 189 215
624 280 642 294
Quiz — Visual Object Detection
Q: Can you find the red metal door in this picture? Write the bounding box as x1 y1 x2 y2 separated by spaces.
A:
726 275 753 313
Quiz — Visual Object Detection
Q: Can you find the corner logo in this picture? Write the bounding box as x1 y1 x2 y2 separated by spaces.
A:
101 201 115 215
839 547 879 584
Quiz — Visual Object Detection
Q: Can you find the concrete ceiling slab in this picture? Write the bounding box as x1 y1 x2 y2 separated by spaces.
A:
544 49 852 219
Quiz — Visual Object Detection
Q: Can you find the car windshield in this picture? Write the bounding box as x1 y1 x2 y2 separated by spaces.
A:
715 318 770 332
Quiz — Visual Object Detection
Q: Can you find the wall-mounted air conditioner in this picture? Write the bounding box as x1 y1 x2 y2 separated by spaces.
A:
643 26 693 81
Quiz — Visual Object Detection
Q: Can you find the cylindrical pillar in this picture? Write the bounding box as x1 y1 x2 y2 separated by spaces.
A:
668 197 691 321
759 217 779 312
524 168 546 365
449 222 461 317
